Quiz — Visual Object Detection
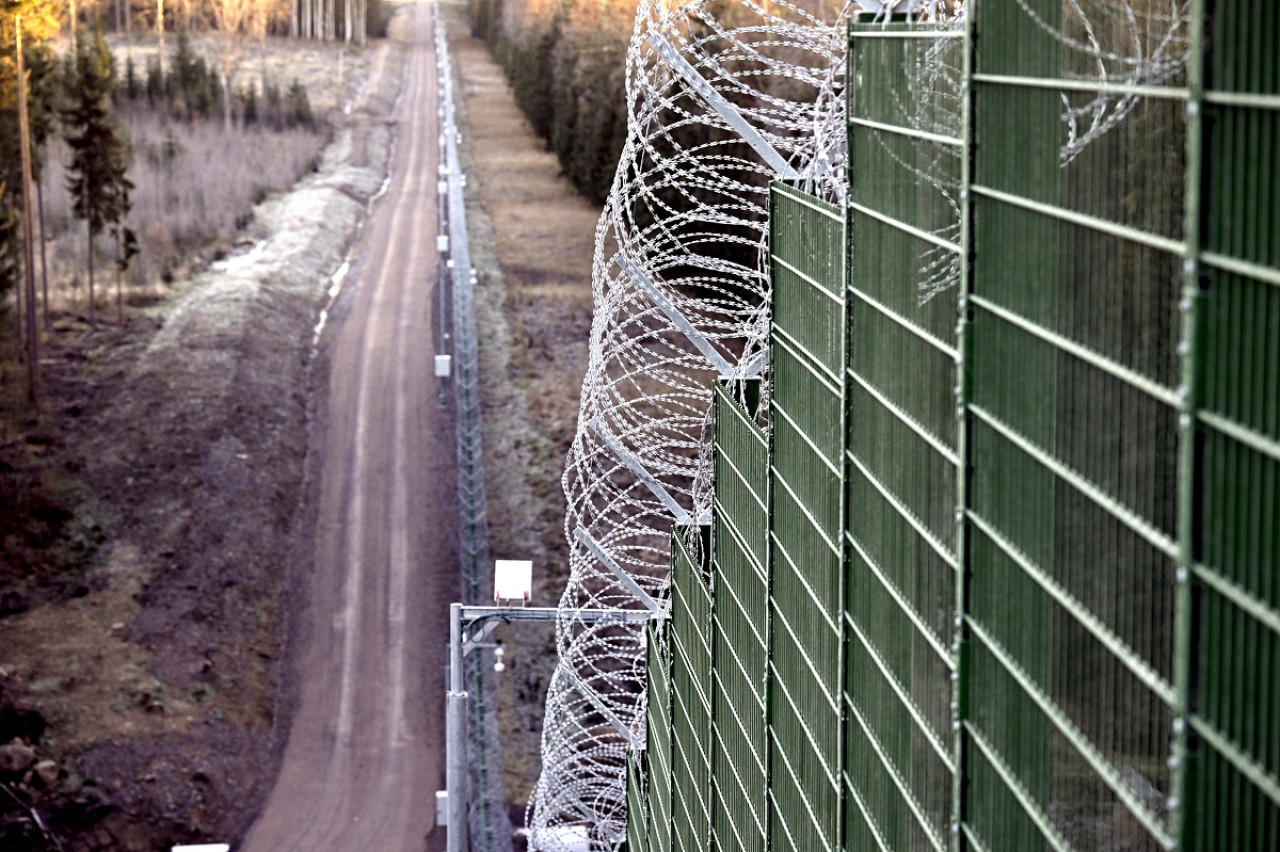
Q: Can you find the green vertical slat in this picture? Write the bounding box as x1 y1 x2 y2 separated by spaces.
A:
711 383 769 852
845 18 962 852
1183 1 1280 848
769 183 846 852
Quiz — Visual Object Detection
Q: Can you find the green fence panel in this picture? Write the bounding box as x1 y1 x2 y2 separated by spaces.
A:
632 7 1277 852
769 183 847 852
670 528 714 852
711 382 769 852
628 753 650 852
1183 2 1280 848
965 2 1189 849
844 19 962 852
646 615 673 852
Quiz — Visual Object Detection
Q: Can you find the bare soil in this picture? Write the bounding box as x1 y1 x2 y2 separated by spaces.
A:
1 0 600 843
441 0 602 805
0 23 404 852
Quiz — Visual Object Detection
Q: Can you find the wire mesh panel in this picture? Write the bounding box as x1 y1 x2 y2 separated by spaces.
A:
963 2 1191 849
844 18 963 852
646 616 674 852
670 527 714 852
711 381 770 852
1183 2 1280 848
628 754 650 852
768 182 846 852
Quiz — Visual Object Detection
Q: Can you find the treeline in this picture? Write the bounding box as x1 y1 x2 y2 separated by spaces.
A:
120 33 316 129
287 0 389 42
2 11 134 335
469 0 632 203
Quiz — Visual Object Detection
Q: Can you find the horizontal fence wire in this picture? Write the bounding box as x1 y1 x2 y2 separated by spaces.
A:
1183 1 1280 848
767 182 847 852
623 4 1278 852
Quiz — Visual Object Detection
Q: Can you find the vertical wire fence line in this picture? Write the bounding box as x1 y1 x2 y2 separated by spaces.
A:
526 1 903 847
434 5 514 851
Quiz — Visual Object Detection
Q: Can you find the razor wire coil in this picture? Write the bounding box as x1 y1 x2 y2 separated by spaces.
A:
523 1 1189 849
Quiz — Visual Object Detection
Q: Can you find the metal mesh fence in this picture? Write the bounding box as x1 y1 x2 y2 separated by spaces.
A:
1183 1 1280 847
768 182 847 852
710 381 769 852
670 528 714 852
619 2 1278 851
965 1 1188 846
844 18 961 852
434 7 512 850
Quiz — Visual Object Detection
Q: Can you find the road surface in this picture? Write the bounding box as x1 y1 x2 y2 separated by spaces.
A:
241 3 454 850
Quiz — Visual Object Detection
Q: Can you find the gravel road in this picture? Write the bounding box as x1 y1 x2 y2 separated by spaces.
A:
240 3 454 849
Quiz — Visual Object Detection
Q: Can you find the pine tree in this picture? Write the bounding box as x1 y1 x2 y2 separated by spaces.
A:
1 0 62 308
0 188 17 305
23 42 59 329
63 29 133 327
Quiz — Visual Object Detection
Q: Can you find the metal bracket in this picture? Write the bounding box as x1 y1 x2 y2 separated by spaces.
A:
589 417 692 525
619 256 735 377
557 660 644 750
647 32 798 179
574 527 665 617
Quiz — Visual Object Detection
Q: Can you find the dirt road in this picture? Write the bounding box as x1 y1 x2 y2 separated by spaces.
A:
240 3 453 850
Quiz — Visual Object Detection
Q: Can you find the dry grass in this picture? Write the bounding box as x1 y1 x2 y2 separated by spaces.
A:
28 31 380 317
40 115 327 301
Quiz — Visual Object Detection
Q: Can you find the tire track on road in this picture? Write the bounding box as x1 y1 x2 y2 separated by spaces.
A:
241 2 452 849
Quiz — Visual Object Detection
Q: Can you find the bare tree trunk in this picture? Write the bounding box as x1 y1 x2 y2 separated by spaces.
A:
290 0 299 37
17 17 41 403
87 223 96 328
157 0 165 74
70 0 78 55
222 70 233 130
37 176 49 330
116 232 123 323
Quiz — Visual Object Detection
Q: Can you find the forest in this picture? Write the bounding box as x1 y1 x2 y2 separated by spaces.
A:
469 0 634 203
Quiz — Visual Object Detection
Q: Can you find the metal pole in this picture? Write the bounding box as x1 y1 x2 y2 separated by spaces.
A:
447 602 468 852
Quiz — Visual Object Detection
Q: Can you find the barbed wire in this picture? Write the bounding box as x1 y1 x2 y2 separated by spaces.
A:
523 1 1188 849
434 6 513 851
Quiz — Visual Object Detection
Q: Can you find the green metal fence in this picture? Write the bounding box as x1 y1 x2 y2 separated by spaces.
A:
710 380 770 852
670 527 714 852
966 1 1187 846
1183 1 1280 847
644 610 674 852
625 4 1279 850
845 19 962 852
768 182 847 852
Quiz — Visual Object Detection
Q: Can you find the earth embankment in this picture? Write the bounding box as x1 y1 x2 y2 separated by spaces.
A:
0 20 406 852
